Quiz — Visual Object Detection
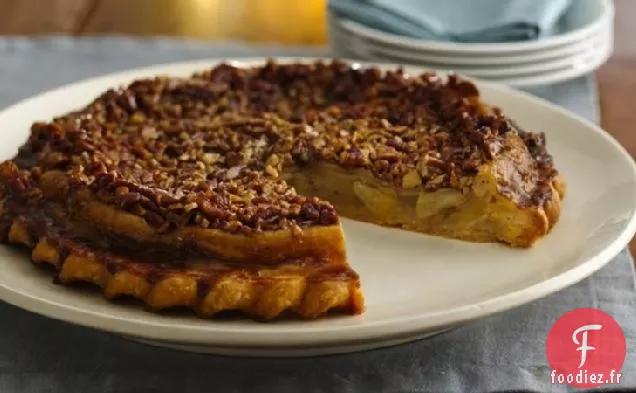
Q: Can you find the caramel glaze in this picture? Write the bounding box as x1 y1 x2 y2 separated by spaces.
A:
1 199 357 289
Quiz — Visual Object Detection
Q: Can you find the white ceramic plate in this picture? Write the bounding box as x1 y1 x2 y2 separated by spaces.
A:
332 0 612 54
482 43 613 86
328 14 612 67
330 25 612 78
330 36 613 87
0 58 635 357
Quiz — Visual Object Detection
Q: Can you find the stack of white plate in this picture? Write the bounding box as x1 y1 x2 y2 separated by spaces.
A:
328 0 614 87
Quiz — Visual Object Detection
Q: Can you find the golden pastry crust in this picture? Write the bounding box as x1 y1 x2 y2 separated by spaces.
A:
4 215 363 320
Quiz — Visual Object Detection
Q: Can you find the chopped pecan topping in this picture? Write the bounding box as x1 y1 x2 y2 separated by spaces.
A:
4 60 558 234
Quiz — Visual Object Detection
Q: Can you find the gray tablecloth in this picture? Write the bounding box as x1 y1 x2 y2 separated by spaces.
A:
0 37 634 393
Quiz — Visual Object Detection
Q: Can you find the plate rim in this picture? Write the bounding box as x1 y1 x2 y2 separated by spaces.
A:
334 32 611 77
331 0 613 54
328 38 614 87
328 19 612 68
327 16 611 66
0 57 634 348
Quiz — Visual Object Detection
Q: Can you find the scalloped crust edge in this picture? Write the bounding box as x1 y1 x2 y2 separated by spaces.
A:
4 217 365 321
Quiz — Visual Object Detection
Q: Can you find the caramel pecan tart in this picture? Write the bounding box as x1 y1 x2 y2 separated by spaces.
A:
0 60 564 320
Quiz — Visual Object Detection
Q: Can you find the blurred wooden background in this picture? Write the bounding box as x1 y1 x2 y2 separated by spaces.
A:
0 0 328 43
0 0 635 251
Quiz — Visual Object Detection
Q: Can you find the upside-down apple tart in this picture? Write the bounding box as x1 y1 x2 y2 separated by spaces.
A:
0 60 564 320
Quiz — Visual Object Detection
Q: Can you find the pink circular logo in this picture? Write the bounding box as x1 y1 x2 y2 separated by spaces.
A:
546 308 626 388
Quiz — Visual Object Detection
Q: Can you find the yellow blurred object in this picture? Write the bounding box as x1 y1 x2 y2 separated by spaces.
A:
79 0 328 46
176 0 327 44
233 0 327 44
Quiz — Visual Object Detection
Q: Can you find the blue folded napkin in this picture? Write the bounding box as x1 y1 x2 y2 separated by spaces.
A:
328 0 574 43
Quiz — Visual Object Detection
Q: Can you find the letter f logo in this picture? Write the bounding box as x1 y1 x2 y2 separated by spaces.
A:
572 324 602 368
